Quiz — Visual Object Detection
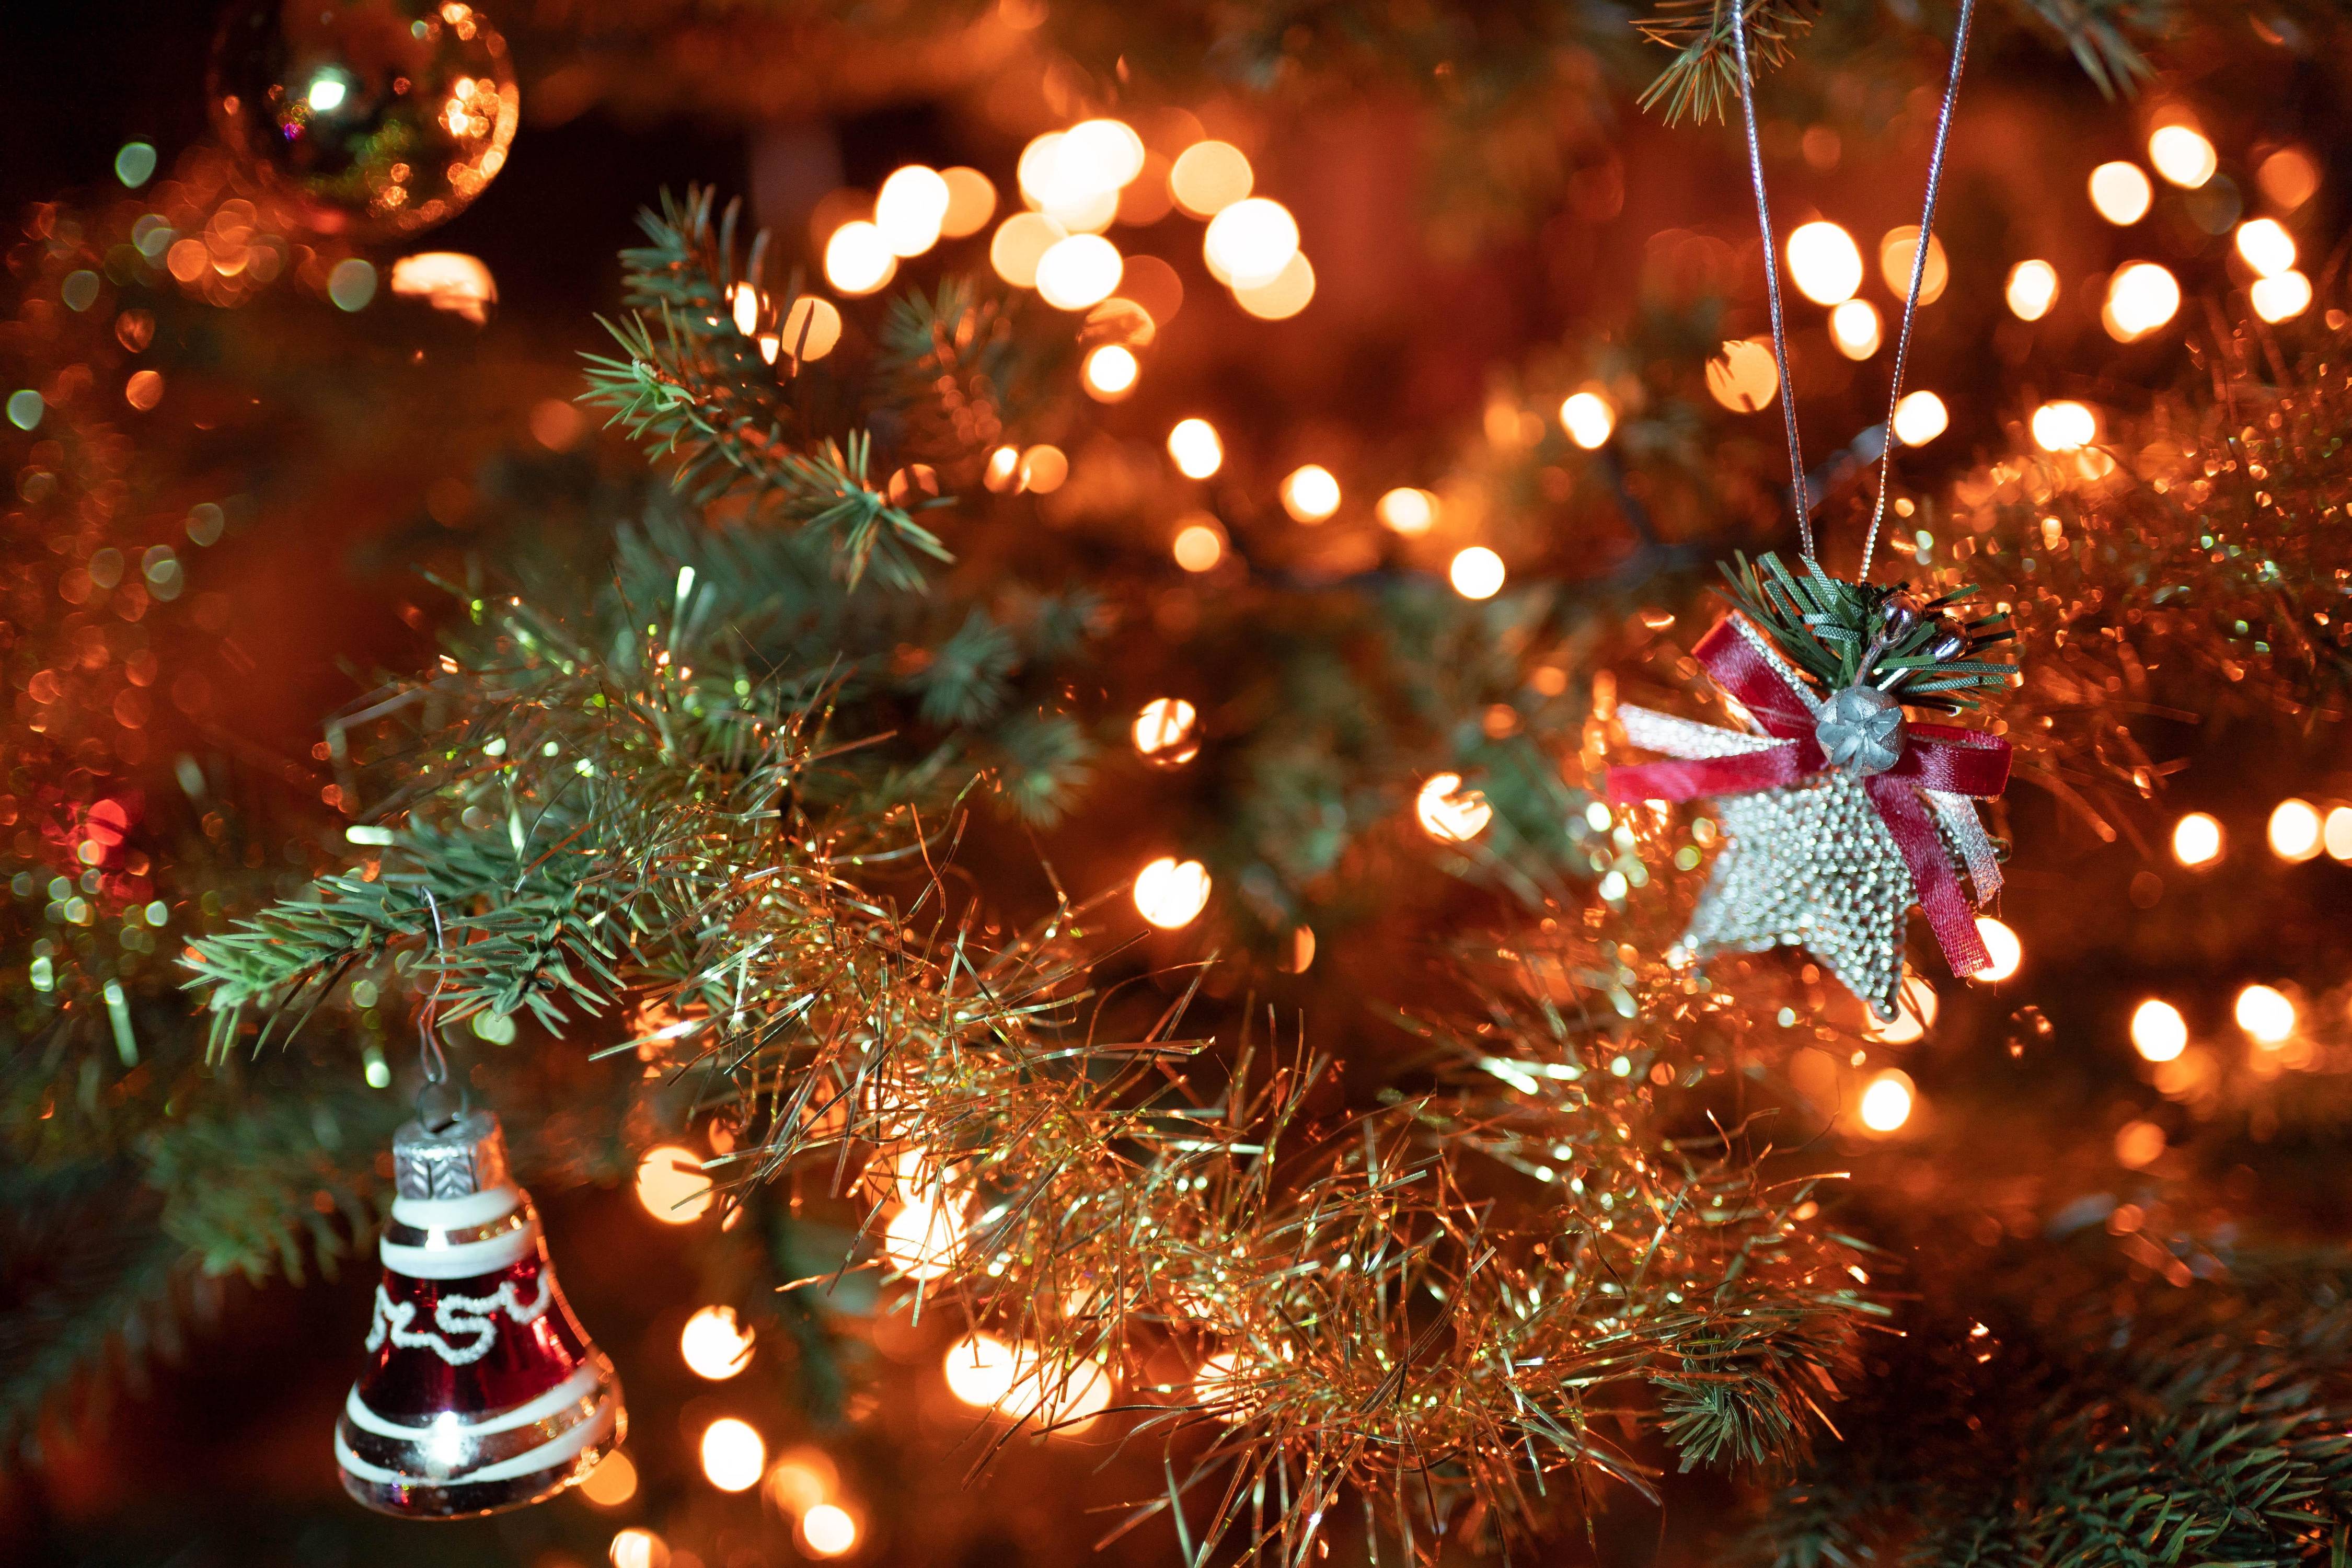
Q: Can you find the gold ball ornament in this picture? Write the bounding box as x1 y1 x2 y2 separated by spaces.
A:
207 0 518 241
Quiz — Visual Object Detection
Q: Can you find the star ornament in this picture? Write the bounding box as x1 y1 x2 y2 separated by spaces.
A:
1604 604 2012 1022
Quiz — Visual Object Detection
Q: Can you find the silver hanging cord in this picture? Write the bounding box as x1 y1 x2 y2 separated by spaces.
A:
414 888 465 1130
1860 0 1977 577
1727 0 1976 573
1727 3 1814 562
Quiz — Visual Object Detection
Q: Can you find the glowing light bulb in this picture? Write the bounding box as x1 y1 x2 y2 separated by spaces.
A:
2088 162 2153 224
1876 226 1948 304
875 166 951 257
824 222 895 296
2005 260 2058 322
579 1450 639 1507
1449 546 1506 600
1415 773 1492 843
1973 917 2022 981
1132 697 1201 765
2235 983 2296 1045
680 1305 755 1379
1890 390 1949 446
1858 1069 1914 1133
2269 798 2323 861
1376 487 1438 534
700 1419 766 1492
2171 811 2223 867
983 444 1022 493
989 212 1067 289
635 1145 713 1225
1167 418 1223 479
2030 400 2096 453
1169 141 1253 218
727 281 762 336
1559 390 1615 449
943 1331 1023 1408
1785 221 1863 305
1035 234 1123 310
1863 973 1939 1045
1203 198 1299 288
2236 217 2297 277
2326 807 2352 861
1172 518 1225 572
389 252 497 324
2130 999 2188 1063
1232 251 1315 319
800 1503 859 1558
2148 125 2217 189
884 1195 966 1281
1829 298 1882 359
938 167 998 237
1059 119 1147 193
306 75 349 113
1082 344 1140 399
1134 857 1212 929
2103 262 2180 342
609 1528 669 1568
2252 271 2313 323
1705 339 1779 412
1279 464 1341 522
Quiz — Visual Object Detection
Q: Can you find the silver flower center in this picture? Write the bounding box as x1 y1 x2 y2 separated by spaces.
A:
1814 685 1907 778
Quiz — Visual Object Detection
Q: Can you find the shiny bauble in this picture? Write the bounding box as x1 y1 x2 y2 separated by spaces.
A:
1875 591 1923 639
208 0 518 241
336 1109 625 1519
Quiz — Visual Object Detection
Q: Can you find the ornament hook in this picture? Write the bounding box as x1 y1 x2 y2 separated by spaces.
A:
414 888 467 1133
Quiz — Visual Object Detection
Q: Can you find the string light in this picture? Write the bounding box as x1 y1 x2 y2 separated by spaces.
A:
1232 252 1316 319
1450 547 1506 599
2326 806 2352 862
776 296 843 364
635 1145 712 1224
2114 1119 2167 1170
988 212 1066 289
1035 234 1122 310
883 1194 965 1280
940 1332 1110 1428
1132 697 1201 765
1829 298 1882 359
1134 857 1212 928
700 1419 766 1492
2269 798 2323 861
389 252 496 324
579 1450 639 1506
1376 488 1438 534
2103 262 2180 341
2234 984 2297 1045
1415 774 1492 843
1279 464 1341 522
1859 1070 1915 1133
1082 344 1140 399
800 1504 859 1558
1863 973 1939 1045
680 1305 755 1379
2251 271 2313 323
609 1528 670 1568
1018 445 1068 493
983 445 1023 492
1876 226 1948 304
1559 391 1615 449
2030 400 2096 453
1203 199 1299 288
943 1331 1022 1408
2257 146 2321 211
823 222 895 296
2236 217 2297 277
1167 418 1224 479
2088 161 2153 224
938 167 998 237
2147 124 2218 188
766 1449 837 1514
2004 260 2058 322
2171 811 2223 867
2131 999 2188 1063
1890 390 1949 446
874 166 951 256
1785 221 1863 305
1172 518 1225 572
1169 141 1253 218
1973 917 2023 982
1705 339 1779 412
1285 926 1317 974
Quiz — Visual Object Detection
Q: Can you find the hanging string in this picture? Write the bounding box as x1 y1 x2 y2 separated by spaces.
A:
414 888 464 1130
1727 0 1977 575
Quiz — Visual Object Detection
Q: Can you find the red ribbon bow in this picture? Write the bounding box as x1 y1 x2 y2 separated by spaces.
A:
1605 617 2011 977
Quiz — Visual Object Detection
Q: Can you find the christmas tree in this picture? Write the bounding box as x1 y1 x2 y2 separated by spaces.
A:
8 0 2352 1563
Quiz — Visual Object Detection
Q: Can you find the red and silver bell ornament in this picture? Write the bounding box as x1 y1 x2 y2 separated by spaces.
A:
336 1108 626 1518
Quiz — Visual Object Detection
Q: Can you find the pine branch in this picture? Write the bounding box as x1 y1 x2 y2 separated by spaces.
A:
1635 0 1821 126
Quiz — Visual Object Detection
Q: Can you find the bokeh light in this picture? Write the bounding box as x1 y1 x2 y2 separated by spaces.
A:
1172 518 1226 572
681 1305 755 1379
884 1195 966 1281
2030 399 2097 452
636 1145 713 1225
700 1418 766 1492
938 167 998 237
1829 297 1882 359
1134 857 1212 928
610 1528 669 1568
2326 806 2352 862
1559 390 1615 448
1169 141 1253 217
989 212 1067 289
2004 260 2058 322
2131 999 2188 1063
579 1450 639 1507
1859 1070 1915 1133
2269 798 2323 861
2236 217 2297 277
2171 811 2223 867
1133 697 1201 765
766 1449 838 1514
1167 418 1223 479
824 222 895 295
875 166 951 256
1376 487 1438 534
2251 271 2313 323
2257 146 2321 211
944 1331 1022 1408
2147 124 2217 188
1890 390 1948 446
2235 984 2297 1045
1876 226 1948 304
800 1504 859 1558
2088 161 2153 224
1279 464 1341 523
1081 344 1139 399
1018 445 1069 493
1450 547 1506 599
1785 221 1862 305
1232 252 1315 319
2115 1119 2167 1170
1863 973 1939 1045
1415 774 1492 843
389 252 496 324
777 296 844 364
1203 198 1299 287
1705 339 1779 412
1035 234 1122 310
2103 262 2180 341
1973 917 2022 982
